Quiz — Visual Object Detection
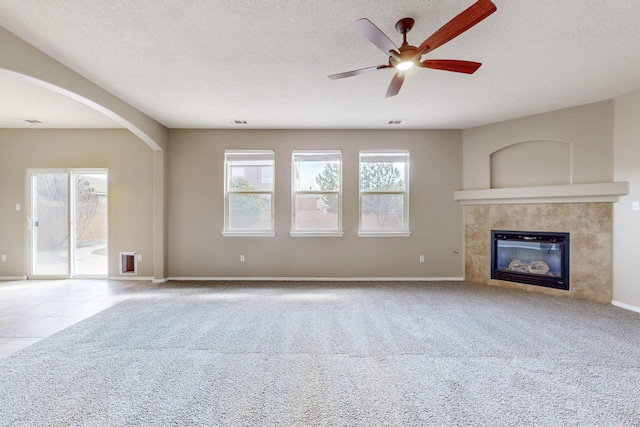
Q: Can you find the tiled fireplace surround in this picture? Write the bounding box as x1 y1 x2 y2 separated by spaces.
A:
464 203 612 304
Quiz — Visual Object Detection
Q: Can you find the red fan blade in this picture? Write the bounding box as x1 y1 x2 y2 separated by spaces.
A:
328 65 389 80
417 0 496 55
353 18 400 58
420 59 482 74
385 72 405 97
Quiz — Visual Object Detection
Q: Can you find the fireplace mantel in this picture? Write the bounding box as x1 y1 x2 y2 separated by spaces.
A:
454 182 629 205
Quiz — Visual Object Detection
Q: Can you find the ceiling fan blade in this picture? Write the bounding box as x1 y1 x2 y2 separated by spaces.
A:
420 59 482 74
385 72 405 97
417 0 497 55
353 18 400 58
328 65 389 80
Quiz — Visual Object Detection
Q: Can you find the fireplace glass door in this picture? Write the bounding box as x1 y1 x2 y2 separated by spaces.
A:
491 231 569 290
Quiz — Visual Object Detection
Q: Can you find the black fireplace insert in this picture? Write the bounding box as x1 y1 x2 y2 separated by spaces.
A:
491 230 570 290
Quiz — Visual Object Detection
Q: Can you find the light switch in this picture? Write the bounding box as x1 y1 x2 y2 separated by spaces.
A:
632 201 640 211
15 204 20 211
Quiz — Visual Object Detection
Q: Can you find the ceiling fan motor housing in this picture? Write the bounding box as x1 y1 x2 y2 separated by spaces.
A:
395 17 415 34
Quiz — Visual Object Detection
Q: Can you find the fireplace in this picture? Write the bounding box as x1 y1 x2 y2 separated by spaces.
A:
491 230 570 290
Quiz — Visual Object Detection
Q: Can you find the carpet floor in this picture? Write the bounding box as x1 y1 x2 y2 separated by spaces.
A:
0 281 639 426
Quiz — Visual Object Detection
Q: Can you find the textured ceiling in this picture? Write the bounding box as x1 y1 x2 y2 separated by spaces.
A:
1 0 640 130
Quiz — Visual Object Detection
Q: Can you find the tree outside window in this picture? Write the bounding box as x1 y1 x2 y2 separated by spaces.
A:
228 176 269 229
292 150 342 235
359 151 409 234
36 174 100 250
224 150 275 235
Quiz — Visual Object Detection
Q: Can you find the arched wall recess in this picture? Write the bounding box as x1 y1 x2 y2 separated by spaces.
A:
490 140 572 189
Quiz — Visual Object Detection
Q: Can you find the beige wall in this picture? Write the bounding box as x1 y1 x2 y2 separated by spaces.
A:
462 101 614 190
0 129 156 278
613 89 640 308
167 129 464 278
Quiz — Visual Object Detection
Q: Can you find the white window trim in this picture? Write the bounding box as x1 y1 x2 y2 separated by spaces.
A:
290 150 343 237
358 150 410 236
357 231 412 237
223 149 275 237
290 231 344 237
222 231 276 237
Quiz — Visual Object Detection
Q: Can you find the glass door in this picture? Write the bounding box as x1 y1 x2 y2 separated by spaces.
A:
31 172 70 276
29 170 108 278
72 172 108 277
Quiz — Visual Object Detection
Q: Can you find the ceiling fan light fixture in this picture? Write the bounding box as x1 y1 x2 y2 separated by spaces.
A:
395 60 414 71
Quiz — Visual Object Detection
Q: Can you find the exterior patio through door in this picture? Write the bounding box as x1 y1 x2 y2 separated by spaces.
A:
29 169 108 278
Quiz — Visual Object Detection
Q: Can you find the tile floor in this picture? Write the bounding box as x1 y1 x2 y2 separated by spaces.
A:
0 279 153 359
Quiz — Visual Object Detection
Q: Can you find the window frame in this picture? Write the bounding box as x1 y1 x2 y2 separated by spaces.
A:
290 150 343 237
358 150 411 237
222 149 275 237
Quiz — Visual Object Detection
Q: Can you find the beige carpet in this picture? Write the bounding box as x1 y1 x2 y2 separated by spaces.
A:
1 281 639 426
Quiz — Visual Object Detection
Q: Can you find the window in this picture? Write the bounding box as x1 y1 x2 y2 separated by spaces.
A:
291 150 343 236
223 150 275 236
359 151 410 236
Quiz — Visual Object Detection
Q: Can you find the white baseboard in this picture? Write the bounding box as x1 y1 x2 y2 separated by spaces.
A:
167 276 465 282
612 300 640 314
0 276 469 284
108 276 155 282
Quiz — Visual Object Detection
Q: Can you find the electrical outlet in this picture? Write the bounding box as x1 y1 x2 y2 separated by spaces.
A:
632 201 640 211
240 255 245 262
419 255 424 263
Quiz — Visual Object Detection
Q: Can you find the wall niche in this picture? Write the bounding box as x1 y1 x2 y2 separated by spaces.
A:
490 140 572 189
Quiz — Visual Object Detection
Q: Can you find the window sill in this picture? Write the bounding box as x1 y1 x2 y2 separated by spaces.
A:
290 231 344 237
222 231 275 237
357 231 411 237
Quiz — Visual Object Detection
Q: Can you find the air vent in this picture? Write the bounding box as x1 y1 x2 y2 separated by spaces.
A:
387 120 407 125
24 119 42 124
230 120 248 125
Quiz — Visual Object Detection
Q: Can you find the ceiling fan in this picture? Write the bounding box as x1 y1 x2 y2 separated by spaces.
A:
328 0 497 97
